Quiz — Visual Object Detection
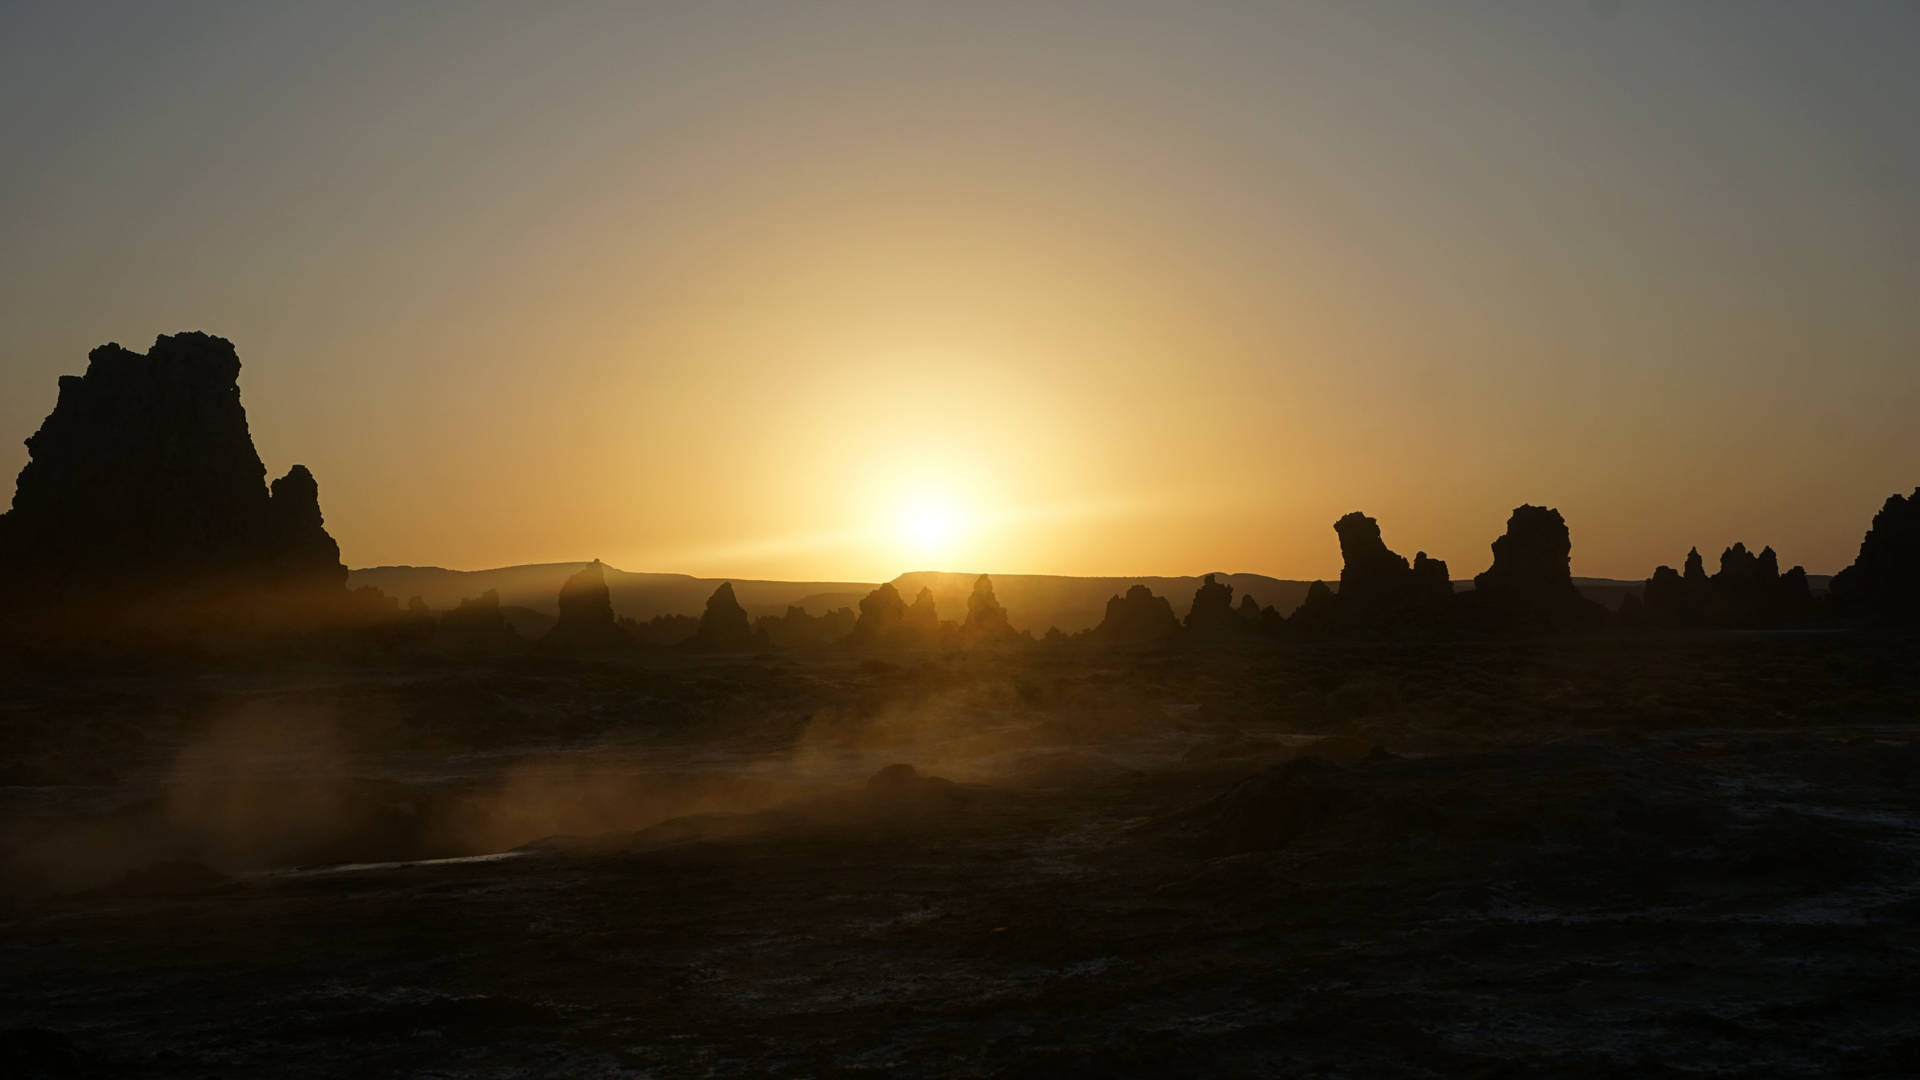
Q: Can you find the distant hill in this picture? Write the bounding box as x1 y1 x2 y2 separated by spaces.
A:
348 563 1834 634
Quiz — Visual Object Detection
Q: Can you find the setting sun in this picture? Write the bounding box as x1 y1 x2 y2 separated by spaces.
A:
891 494 967 565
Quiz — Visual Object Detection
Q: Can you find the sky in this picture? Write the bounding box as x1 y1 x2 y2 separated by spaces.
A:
2 1 1916 582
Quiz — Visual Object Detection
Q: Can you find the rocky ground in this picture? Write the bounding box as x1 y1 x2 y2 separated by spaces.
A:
3 631 1919 1077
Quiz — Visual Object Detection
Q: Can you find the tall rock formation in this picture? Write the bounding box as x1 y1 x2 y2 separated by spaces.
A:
1184 573 1241 636
1467 505 1604 629
1831 487 1920 622
689 581 764 651
961 574 1021 646
539 560 632 652
844 582 909 647
0 332 346 604
1289 512 1450 635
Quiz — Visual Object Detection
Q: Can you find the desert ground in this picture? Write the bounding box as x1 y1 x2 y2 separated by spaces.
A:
4 631 1919 1077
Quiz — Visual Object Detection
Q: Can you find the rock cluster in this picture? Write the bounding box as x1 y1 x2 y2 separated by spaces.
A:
1831 488 1920 623
0 332 346 605
1643 543 1813 627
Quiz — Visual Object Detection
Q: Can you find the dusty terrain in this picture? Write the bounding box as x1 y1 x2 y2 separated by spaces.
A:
3 632 1919 1077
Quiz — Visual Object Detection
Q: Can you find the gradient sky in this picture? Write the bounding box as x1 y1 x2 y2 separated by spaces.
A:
3 1 1916 581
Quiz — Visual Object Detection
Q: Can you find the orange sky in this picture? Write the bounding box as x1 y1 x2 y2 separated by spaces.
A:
2 3 1916 581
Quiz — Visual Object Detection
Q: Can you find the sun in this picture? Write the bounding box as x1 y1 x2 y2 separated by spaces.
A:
891 493 966 565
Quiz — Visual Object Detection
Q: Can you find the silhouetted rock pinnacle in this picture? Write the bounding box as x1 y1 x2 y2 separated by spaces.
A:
1468 505 1604 629
689 581 764 651
539 560 632 652
1184 574 1240 636
1290 512 1449 633
961 574 1021 646
845 582 909 647
0 332 346 602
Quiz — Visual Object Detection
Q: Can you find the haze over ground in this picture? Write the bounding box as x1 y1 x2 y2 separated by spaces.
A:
3 2 1916 580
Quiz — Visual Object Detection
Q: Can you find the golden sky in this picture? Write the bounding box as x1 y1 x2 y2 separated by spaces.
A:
2 3 1916 580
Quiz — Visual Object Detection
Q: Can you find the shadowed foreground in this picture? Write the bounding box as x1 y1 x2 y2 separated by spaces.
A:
4 632 1919 1077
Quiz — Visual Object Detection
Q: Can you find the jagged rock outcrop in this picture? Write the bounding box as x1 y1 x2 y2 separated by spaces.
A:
0 332 346 609
538 560 632 652
688 582 766 652
961 574 1021 646
844 583 909 648
1467 505 1605 629
1289 513 1449 634
437 589 521 651
1087 584 1179 643
1831 488 1920 623
1184 574 1239 636
843 582 948 649
1641 542 1814 627
905 587 940 638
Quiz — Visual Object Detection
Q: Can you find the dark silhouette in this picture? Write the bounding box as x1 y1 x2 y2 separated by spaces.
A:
1465 505 1605 630
1086 584 1179 643
538 560 632 652
0 333 347 638
960 575 1022 646
688 582 768 652
1288 512 1448 633
1184 574 1239 636
1831 488 1920 623
1641 542 1816 627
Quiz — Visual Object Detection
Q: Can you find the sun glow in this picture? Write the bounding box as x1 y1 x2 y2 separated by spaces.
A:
891 493 967 565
